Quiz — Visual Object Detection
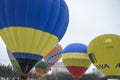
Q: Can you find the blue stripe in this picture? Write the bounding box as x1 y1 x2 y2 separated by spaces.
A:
46 50 62 64
13 52 43 60
0 0 69 40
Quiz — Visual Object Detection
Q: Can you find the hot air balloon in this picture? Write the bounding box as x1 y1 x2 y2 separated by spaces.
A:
0 0 69 76
35 61 50 77
88 34 120 79
7 48 22 74
62 43 91 80
44 44 62 67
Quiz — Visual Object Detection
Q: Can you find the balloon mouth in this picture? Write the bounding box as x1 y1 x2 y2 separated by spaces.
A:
12 52 43 74
12 52 43 60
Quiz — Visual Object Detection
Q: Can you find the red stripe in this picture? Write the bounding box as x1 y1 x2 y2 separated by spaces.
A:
66 66 88 77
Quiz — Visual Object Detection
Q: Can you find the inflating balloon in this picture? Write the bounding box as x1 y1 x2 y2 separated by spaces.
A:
7 48 22 74
35 61 50 77
62 43 91 80
0 0 69 74
44 44 62 67
88 34 120 79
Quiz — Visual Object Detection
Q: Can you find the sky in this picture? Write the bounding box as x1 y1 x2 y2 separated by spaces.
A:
0 0 120 73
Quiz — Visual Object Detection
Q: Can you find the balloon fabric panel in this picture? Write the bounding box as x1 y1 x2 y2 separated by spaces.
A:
35 61 49 69
35 61 50 77
35 68 47 77
62 53 91 67
49 55 61 63
1 27 57 56
63 43 87 53
44 44 62 66
44 44 62 60
88 34 120 77
11 60 22 74
66 66 88 77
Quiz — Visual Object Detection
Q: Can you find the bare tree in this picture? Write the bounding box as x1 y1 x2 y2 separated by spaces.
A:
0 64 109 80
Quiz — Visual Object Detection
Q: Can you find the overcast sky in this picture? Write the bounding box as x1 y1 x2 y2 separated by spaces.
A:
60 0 120 47
0 0 120 73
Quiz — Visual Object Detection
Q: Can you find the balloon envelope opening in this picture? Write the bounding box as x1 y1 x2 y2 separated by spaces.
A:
13 52 43 74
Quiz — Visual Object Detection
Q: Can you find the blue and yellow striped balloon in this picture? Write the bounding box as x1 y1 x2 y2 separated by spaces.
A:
62 43 91 80
0 0 69 74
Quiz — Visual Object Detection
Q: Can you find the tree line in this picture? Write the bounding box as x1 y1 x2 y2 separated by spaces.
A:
0 64 108 80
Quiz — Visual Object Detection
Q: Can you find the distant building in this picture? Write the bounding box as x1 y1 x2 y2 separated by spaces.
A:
52 62 69 73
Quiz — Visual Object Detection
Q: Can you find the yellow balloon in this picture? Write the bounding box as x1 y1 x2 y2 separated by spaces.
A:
88 34 120 77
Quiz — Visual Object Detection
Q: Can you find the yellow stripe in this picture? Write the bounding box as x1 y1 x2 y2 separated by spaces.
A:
62 53 89 59
62 53 91 67
0 27 58 56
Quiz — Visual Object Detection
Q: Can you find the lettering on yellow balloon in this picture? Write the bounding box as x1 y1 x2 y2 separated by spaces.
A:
96 64 110 69
115 63 120 68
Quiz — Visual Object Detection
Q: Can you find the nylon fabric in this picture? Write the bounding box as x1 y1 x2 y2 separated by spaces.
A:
0 27 58 56
13 52 43 60
62 53 89 59
62 53 90 67
0 0 69 40
66 66 88 77
44 44 62 65
88 34 120 76
63 43 87 53
11 60 22 74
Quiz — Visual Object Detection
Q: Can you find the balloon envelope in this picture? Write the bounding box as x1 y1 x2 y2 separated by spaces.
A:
62 43 91 80
35 61 50 77
44 44 62 67
88 34 120 78
0 0 69 74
